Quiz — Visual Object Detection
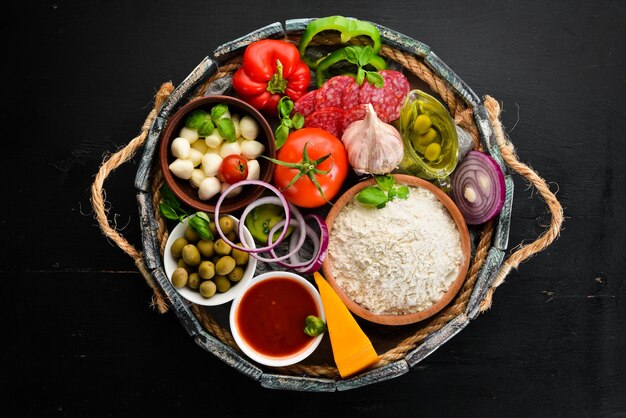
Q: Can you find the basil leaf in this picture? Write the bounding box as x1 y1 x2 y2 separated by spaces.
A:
216 118 236 142
185 109 207 129
344 46 359 65
188 215 213 241
291 113 304 129
356 67 366 86
356 186 388 207
387 188 397 200
198 119 215 137
278 97 294 118
365 71 385 88
275 124 290 149
194 211 211 223
358 45 374 67
397 185 409 199
160 184 180 209
283 118 293 128
159 203 180 221
210 103 228 120
375 175 395 191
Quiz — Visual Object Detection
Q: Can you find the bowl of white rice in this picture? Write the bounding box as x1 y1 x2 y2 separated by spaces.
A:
321 174 471 326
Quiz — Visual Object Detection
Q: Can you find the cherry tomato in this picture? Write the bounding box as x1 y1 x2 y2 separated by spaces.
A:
272 127 348 208
219 154 249 184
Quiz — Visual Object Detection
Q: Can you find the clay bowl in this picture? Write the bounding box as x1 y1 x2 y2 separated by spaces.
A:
159 95 276 214
321 174 471 326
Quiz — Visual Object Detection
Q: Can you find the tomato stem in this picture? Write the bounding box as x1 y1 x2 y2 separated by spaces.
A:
261 142 334 204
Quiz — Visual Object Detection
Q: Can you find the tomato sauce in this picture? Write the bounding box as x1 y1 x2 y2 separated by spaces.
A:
235 276 319 358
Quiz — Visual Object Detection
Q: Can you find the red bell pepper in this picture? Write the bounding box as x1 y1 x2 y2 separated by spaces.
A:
232 39 311 116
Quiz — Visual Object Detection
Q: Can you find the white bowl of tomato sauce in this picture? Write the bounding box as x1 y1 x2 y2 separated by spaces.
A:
229 272 325 367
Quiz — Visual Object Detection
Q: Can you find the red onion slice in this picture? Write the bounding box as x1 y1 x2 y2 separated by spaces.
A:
268 213 329 274
450 150 506 225
248 205 307 263
269 222 319 269
237 196 291 253
297 214 329 274
214 180 291 253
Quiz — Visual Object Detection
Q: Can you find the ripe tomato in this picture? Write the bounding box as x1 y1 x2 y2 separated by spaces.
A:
272 127 348 208
219 154 249 184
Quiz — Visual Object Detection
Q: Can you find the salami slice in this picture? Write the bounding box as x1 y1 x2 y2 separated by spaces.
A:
341 80 361 110
356 70 411 122
380 70 411 120
315 76 355 110
342 103 391 132
293 90 317 117
304 107 346 138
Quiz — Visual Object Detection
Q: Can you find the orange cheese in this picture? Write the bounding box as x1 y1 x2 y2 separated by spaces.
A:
313 272 379 378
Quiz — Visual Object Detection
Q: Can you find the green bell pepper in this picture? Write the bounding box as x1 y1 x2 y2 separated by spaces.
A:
298 16 382 69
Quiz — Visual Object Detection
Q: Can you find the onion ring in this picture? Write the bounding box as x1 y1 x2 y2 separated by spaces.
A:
214 180 291 253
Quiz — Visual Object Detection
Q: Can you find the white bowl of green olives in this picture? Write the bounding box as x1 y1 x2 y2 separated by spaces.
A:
163 214 257 306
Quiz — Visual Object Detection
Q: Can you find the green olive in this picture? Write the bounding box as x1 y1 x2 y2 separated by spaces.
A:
225 230 237 243
218 216 235 235
170 237 188 258
424 142 442 162
187 272 201 290
177 258 192 273
184 226 200 242
231 246 249 266
227 266 244 282
171 267 188 288
413 114 432 135
214 239 232 256
196 240 215 258
215 256 236 275
198 261 216 280
182 244 201 266
418 128 438 146
209 221 217 236
214 275 231 293
199 280 217 298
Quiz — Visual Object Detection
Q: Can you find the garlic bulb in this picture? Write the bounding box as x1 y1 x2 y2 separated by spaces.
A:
341 104 404 175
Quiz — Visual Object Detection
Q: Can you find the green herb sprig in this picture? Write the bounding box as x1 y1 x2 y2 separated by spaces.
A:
344 45 384 87
158 184 214 240
185 103 237 142
274 96 305 149
356 175 409 208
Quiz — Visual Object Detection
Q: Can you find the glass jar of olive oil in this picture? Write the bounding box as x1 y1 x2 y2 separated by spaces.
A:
397 90 459 189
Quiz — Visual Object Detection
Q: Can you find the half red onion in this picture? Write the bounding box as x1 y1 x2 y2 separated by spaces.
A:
450 150 506 225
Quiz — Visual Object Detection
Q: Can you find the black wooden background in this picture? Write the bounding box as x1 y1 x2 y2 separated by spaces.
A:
3 1 625 416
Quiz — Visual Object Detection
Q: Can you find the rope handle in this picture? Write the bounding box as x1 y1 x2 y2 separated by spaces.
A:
90 82 174 313
478 96 564 311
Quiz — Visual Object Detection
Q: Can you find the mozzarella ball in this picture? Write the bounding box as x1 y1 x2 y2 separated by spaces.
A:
169 159 194 180
246 159 260 180
240 140 265 160
201 153 223 177
171 137 191 159
188 148 204 167
189 169 206 189
219 141 241 158
239 115 259 140
198 177 221 200
179 127 199 143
